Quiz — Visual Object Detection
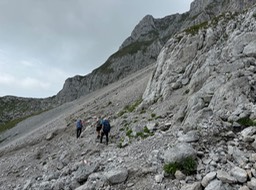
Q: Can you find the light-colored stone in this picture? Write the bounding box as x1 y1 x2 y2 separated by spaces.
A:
175 170 186 180
239 186 250 190
217 170 237 184
104 168 128 185
163 143 197 163
201 172 217 187
205 180 223 190
155 174 164 183
247 178 256 190
46 132 55 141
231 167 248 183
180 182 202 190
178 130 200 143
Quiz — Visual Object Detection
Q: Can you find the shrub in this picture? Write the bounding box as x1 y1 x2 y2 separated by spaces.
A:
163 162 179 175
126 129 133 138
181 157 197 175
117 98 142 117
184 21 208 35
143 126 150 133
237 117 256 127
151 113 156 118
163 156 197 175
136 132 146 139
140 109 146 114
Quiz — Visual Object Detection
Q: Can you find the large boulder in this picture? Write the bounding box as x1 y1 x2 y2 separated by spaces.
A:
163 143 197 163
104 168 128 185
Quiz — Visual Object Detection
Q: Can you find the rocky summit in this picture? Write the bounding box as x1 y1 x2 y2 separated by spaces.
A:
1 0 256 190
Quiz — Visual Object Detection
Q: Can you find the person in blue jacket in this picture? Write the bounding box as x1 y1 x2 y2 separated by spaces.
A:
76 119 83 138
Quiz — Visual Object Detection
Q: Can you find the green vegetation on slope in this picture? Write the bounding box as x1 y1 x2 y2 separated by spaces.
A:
164 156 197 175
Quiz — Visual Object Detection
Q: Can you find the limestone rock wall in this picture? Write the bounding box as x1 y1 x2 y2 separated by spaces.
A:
143 7 256 130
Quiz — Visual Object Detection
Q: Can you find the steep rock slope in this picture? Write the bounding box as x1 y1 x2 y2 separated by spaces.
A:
143 5 256 131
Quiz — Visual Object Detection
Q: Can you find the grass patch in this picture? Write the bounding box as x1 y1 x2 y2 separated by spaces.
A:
151 113 156 118
0 116 29 134
117 98 143 117
237 117 256 127
117 137 124 148
184 21 208 35
136 129 153 139
136 132 146 139
0 110 48 134
126 129 133 138
143 126 150 133
164 156 197 175
163 162 179 175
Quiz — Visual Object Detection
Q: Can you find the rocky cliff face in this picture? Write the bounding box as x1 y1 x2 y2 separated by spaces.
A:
142 4 256 132
188 0 256 26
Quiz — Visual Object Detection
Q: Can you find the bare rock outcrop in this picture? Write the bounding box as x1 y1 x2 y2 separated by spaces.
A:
143 7 256 131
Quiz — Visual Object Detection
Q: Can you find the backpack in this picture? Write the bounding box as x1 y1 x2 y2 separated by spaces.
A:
102 119 111 133
96 119 102 128
76 120 83 129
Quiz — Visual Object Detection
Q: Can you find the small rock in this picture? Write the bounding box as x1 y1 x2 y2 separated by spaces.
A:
175 170 186 180
247 178 256 190
239 186 250 190
231 167 248 183
46 132 55 141
127 183 134 187
205 180 223 190
180 182 202 190
217 170 236 184
104 168 128 185
201 172 217 187
155 174 164 183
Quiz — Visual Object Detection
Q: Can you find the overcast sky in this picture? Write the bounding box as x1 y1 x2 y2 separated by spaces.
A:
0 0 193 98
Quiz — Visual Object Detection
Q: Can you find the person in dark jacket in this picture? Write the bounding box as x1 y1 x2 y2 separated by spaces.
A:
100 118 111 145
76 119 83 138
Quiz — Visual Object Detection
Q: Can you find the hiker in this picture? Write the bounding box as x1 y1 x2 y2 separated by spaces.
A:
100 118 111 145
95 116 102 139
76 119 83 138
